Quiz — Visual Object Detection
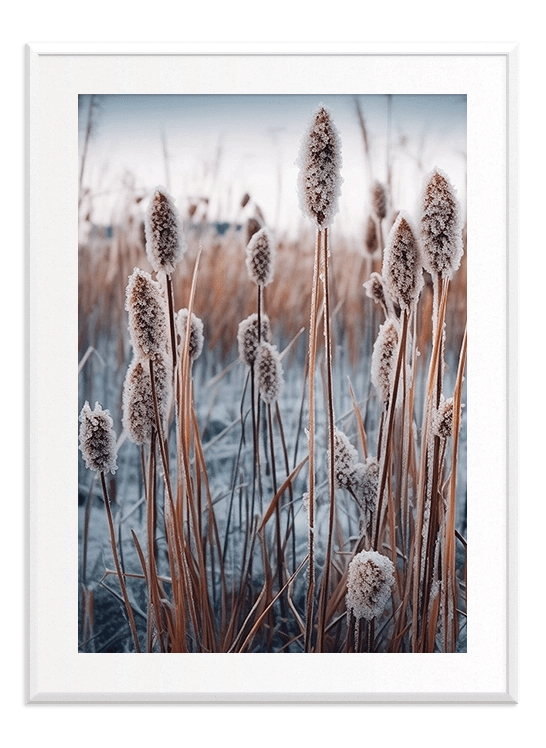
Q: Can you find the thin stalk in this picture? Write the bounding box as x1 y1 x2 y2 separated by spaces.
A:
100 472 141 653
275 402 296 573
317 227 337 651
304 229 321 652
166 275 178 371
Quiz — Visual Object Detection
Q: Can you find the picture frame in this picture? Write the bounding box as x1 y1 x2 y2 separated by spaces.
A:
28 42 517 703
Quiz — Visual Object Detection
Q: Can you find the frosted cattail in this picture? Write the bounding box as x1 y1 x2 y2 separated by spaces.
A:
332 428 360 489
125 268 169 359
176 308 204 362
122 352 173 445
245 227 276 287
353 457 379 515
364 215 378 255
255 342 283 405
79 401 118 474
246 216 262 246
420 168 463 279
145 186 184 276
346 550 395 622
371 319 399 403
371 180 387 221
363 272 391 317
433 395 455 440
382 212 423 312
297 105 343 230
237 313 271 367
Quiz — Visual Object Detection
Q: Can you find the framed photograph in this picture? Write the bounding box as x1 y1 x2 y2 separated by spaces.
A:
28 42 517 703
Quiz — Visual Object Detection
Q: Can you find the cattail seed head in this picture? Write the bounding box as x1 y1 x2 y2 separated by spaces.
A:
364 215 378 255
122 352 172 445
79 401 118 474
371 319 399 403
433 395 455 440
346 550 395 622
382 212 424 312
176 308 204 362
363 272 391 314
237 313 271 367
420 168 463 279
245 227 275 287
332 428 360 489
353 457 379 515
246 216 262 246
125 268 169 359
145 186 184 276
297 106 343 230
255 342 283 405
371 180 387 221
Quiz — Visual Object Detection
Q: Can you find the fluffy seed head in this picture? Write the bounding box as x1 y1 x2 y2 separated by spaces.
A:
371 181 387 221
256 342 283 405
346 550 395 622
145 186 184 275
382 212 424 312
420 168 463 279
245 227 276 287
363 272 391 314
365 215 378 255
79 401 118 474
332 428 360 489
297 106 343 230
433 396 455 440
125 268 169 359
246 216 262 246
176 308 204 362
353 457 379 515
122 352 172 445
237 313 271 367
371 319 399 403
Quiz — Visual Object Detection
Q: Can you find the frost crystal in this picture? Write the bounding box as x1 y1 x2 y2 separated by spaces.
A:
382 212 423 312
145 186 184 275
237 313 271 367
297 106 343 230
256 342 283 405
176 308 204 362
302 491 310 515
420 168 463 279
371 319 399 403
79 401 118 474
122 352 172 445
346 550 395 622
245 227 275 287
125 268 169 359
433 395 455 440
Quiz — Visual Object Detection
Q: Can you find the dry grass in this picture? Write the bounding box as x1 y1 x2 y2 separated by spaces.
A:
78 111 467 654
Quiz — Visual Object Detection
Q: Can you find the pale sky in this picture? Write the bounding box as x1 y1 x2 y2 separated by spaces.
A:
79 94 466 240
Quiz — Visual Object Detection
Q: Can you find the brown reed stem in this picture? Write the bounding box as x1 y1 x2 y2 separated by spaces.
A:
100 472 141 653
166 274 178 371
304 229 321 653
317 227 337 651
